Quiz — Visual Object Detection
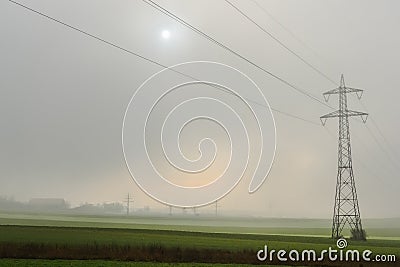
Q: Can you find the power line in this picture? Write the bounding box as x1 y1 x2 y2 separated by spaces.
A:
142 0 334 110
225 1 400 166
349 122 398 178
250 0 333 69
251 0 399 174
215 86 320 125
8 0 320 127
252 0 399 173
7 0 196 80
10 0 397 196
348 95 400 172
358 100 398 158
247 0 398 172
364 123 400 171
224 0 338 86
326 89 399 173
344 97 400 174
323 109 397 180
271 108 320 126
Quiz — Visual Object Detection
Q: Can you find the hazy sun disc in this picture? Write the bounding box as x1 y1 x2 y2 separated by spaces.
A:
162 30 171 39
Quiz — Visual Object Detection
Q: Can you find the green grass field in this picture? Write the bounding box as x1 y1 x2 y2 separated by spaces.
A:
0 225 399 266
1 225 399 253
0 213 399 266
1 212 399 239
0 259 289 267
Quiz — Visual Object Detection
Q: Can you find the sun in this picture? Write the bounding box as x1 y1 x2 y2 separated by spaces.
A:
161 30 171 39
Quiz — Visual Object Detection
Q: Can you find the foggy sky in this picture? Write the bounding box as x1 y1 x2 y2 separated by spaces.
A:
0 0 399 218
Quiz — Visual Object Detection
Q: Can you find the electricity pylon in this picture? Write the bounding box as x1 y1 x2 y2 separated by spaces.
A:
320 75 368 240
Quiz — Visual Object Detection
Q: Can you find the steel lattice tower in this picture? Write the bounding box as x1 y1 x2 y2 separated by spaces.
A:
321 75 368 240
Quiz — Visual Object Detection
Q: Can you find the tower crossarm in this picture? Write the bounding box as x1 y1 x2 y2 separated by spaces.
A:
323 87 364 101
320 110 368 125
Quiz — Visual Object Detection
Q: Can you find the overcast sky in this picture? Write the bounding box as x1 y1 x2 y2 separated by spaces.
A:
0 0 399 218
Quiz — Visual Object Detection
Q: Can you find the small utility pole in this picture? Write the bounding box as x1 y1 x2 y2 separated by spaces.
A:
125 193 132 216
